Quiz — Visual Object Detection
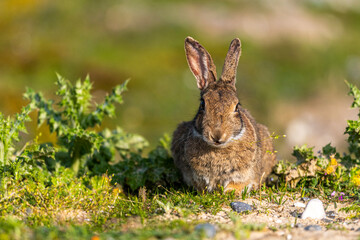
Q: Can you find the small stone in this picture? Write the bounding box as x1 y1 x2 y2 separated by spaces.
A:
26 208 32 215
290 211 300 218
322 218 333 223
275 219 282 224
294 202 306 208
295 223 304 228
230 202 252 213
195 223 216 238
356 227 360 232
267 174 279 186
301 197 310 202
304 225 322 231
301 199 326 220
326 211 336 219
287 234 292 240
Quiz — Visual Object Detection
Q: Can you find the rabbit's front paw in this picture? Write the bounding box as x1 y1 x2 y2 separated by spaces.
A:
224 182 253 195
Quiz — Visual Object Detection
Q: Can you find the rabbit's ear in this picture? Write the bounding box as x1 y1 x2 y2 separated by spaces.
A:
185 37 217 90
220 38 241 87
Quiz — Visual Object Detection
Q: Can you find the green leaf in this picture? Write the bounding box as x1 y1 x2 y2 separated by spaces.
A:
292 145 316 164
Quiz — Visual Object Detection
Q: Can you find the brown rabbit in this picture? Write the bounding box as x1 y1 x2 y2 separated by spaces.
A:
171 37 276 194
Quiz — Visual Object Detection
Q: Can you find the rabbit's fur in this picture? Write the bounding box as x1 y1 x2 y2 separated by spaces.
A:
171 37 276 194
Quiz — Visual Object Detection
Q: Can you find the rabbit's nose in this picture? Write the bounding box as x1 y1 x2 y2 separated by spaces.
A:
210 132 226 145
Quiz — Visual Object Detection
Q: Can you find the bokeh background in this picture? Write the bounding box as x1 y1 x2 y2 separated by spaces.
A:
1 0 360 159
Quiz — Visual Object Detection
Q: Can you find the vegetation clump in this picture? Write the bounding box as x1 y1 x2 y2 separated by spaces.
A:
274 81 360 201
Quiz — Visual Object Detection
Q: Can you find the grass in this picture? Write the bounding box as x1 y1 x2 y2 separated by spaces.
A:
0 170 238 239
0 169 358 239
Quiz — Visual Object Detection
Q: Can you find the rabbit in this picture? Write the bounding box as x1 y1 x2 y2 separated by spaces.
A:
171 36 276 195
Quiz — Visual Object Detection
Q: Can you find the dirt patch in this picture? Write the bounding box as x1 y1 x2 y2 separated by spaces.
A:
230 197 359 240
155 195 360 239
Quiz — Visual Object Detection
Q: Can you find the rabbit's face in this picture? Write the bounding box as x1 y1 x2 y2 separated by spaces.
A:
195 83 244 148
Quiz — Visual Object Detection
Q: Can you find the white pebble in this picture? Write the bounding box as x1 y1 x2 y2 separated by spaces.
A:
275 219 282 223
301 199 326 220
294 202 306 208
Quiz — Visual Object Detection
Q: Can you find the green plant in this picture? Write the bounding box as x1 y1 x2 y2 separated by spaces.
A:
24 75 148 174
273 81 360 200
21 75 182 192
110 134 181 191
344 80 360 166
273 192 287 205
0 106 31 166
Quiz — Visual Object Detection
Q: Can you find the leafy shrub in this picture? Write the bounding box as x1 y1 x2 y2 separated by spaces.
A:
4 74 181 192
274 81 360 198
110 134 181 191
24 75 148 174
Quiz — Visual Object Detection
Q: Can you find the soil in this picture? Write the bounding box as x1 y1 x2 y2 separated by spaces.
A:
157 195 360 240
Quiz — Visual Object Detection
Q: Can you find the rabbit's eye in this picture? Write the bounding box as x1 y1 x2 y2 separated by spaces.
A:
200 99 205 110
234 103 240 112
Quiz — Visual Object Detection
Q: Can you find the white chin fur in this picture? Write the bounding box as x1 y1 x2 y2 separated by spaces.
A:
192 126 246 147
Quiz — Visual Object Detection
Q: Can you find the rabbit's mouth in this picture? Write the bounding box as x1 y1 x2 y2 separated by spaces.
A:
209 133 227 146
192 127 246 148
206 139 229 148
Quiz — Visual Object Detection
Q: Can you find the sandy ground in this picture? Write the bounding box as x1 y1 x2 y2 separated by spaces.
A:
156 195 360 239
219 197 359 240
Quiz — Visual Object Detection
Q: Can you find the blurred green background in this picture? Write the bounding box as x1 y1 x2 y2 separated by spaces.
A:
1 0 360 159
